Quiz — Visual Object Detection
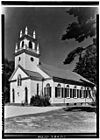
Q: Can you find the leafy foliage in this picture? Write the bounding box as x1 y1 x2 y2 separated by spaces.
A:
62 7 98 42
64 46 85 64
74 43 97 84
30 95 51 106
62 7 98 84
3 58 14 103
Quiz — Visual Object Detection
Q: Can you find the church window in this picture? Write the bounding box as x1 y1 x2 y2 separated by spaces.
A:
80 89 83 98
80 87 84 98
29 41 32 49
17 74 22 86
22 41 24 48
65 85 70 98
84 89 89 98
87 87 90 98
70 88 73 98
18 57 21 61
44 83 51 97
73 86 77 98
30 57 34 62
83 90 87 98
77 89 80 98
56 84 61 98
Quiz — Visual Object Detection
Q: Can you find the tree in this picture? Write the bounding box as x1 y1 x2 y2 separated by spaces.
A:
62 7 98 84
3 58 14 103
74 41 97 84
62 7 98 42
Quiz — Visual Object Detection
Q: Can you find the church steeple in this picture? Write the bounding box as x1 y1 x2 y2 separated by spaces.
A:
15 27 40 70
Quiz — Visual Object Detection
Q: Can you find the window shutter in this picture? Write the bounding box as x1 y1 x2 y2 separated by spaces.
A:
88 90 91 98
84 90 86 98
73 89 76 98
65 88 66 97
49 87 51 97
62 88 63 98
72 89 75 98
80 90 82 98
55 87 57 97
77 89 79 98
70 89 72 98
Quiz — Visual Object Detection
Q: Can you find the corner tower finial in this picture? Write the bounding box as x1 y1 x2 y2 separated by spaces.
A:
25 26 28 35
37 43 40 54
15 43 18 53
33 30 36 39
20 30 22 38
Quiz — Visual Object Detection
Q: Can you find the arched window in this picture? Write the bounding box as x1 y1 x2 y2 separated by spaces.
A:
87 87 90 98
22 41 24 48
46 83 50 88
84 87 89 98
44 83 51 97
29 41 32 49
17 74 21 86
80 86 83 98
65 85 70 98
73 86 77 98
57 84 61 98
70 88 73 98
12 89 15 103
77 89 80 98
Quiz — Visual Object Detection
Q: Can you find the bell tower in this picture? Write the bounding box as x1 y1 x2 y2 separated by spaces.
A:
14 26 40 72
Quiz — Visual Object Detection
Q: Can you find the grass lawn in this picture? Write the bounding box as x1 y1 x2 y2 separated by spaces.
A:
4 108 96 133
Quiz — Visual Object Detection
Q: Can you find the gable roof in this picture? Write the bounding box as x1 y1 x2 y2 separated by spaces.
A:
9 65 43 81
39 63 95 86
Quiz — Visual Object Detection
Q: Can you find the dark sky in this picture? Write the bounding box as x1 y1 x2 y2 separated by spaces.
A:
3 7 93 71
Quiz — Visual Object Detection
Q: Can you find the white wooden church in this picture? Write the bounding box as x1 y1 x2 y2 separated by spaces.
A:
9 27 95 105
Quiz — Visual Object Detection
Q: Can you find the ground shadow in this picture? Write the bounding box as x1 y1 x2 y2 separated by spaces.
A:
64 106 96 113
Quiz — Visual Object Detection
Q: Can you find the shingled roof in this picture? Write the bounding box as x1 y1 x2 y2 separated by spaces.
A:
9 63 95 86
24 69 43 80
39 63 95 86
